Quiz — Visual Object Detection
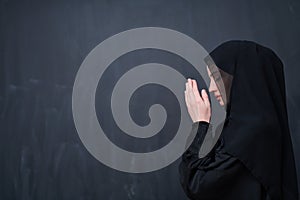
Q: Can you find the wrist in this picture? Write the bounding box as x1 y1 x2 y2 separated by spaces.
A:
193 117 210 123
193 118 210 123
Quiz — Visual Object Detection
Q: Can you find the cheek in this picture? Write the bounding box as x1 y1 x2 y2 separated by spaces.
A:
209 79 213 89
211 79 217 88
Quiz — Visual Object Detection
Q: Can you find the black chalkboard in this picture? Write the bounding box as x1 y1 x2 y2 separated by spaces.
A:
1 0 299 199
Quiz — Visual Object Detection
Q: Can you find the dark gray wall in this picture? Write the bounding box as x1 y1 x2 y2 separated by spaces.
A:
1 0 299 199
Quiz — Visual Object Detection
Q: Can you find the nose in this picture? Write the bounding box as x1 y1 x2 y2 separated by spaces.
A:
209 79 218 93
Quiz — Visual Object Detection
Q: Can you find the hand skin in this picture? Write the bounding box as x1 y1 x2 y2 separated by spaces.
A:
184 78 211 123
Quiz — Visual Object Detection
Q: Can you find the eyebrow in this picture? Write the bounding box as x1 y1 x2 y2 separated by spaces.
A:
209 71 218 77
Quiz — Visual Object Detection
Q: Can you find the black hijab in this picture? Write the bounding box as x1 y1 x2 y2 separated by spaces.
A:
204 40 298 200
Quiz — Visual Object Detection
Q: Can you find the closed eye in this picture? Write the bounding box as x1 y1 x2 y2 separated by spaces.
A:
214 76 221 81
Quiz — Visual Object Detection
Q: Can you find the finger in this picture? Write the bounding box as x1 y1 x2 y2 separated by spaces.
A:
191 80 200 95
184 90 188 106
201 89 210 106
186 82 191 100
193 87 202 103
192 80 198 90
186 79 192 94
191 79 194 88
186 82 196 103
191 80 203 104
187 79 198 103
188 78 192 90
185 90 191 108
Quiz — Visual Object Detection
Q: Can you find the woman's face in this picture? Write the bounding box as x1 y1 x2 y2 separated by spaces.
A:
206 66 225 106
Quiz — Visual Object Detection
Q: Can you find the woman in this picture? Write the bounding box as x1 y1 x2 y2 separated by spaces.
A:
179 40 299 200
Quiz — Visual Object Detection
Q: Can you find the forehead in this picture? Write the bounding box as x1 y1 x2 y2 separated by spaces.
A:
206 66 211 74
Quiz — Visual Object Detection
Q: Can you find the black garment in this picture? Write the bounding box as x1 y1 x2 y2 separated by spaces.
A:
179 121 272 200
179 41 298 200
